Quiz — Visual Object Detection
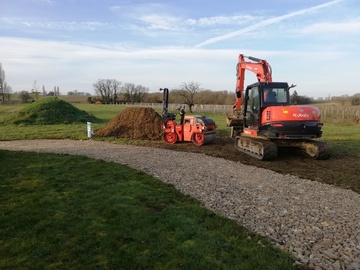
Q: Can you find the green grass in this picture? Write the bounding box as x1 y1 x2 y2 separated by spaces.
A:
0 151 295 269
75 103 127 122
1 103 359 157
0 103 114 140
4 98 99 125
321 123 360 157
0 103 231 140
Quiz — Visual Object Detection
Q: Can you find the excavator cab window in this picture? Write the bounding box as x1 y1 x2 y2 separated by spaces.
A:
263 86 288 105
245 85 260 128
264 89 277 102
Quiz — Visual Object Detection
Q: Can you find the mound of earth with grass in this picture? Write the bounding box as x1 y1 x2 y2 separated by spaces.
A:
94 107 162 140
8 97 99 125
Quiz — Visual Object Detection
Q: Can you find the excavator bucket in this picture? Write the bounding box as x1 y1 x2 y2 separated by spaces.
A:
226 111 243 127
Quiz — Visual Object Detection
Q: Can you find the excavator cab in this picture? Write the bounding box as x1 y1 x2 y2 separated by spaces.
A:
243 81 324 138
243 82 290 129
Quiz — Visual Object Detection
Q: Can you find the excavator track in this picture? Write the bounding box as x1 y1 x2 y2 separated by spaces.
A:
274 139 332 160
235 136 278 160
298 140 332 160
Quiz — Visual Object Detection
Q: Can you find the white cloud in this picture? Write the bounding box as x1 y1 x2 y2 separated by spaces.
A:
194 0 346 48
301 18 360 34
110 3 260 33
185 15 258 27
138 14 182 31
0 37 237 92
0 17 111 31
110 3 183 31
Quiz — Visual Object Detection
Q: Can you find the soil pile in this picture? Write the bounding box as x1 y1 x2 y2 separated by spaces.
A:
6 97 99 125
94 107 163 140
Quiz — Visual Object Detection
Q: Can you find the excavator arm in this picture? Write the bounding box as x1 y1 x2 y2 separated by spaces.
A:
234 54 272 110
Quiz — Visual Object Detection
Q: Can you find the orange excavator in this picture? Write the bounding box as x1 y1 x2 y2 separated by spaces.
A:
227 54 331 160
160 88 216 146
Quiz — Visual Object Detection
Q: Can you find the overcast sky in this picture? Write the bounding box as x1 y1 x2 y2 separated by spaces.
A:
1 0 359 98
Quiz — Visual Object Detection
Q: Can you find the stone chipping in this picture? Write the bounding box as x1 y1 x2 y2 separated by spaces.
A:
0 139 359 270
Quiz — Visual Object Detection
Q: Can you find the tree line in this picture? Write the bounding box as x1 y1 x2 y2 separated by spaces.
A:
91 79 360 111
0 63 12 103
90 79 149 104
90 80 236 112
1 61 359 107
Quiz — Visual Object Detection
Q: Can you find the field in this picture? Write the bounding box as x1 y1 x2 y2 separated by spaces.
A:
1 102 359 193
1 101 359 269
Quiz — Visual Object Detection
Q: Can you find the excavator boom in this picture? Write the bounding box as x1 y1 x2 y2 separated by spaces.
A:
234 54 272 110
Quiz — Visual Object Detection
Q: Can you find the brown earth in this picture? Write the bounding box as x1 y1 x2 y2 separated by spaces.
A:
94 107 360 194
94 107 163 140
150 137 360 194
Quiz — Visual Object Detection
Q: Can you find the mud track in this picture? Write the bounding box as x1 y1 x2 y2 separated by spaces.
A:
150 137 360 194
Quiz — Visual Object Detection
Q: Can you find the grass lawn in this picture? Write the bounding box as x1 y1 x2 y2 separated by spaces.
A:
320 123 360 158
0 151 296 269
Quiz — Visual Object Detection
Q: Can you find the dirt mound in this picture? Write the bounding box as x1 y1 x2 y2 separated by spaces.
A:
94 107 163 140
7 97 99 125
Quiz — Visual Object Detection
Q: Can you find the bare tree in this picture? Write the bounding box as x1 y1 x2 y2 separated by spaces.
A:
93 79 121 104
94 79 109 103
19 91 33 103
142 91 162 103
121 83 149 103
121 83 137 103
3 82 12 103
0 64 4 103
178 81 201 112
0 63 13 103
108 79 122 103
195 89 232 105
51 86 60 96
32 80 39 93
134 84 149 102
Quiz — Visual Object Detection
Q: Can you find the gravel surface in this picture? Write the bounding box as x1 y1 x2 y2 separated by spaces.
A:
1 139 359 270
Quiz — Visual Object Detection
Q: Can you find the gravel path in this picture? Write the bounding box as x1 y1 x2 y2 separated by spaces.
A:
1 139 359 270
